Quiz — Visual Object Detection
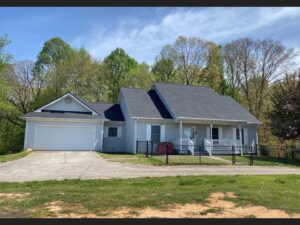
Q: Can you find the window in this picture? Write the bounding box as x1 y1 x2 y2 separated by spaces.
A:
236 128 245 145
212 128 219 139
151 125 161 143
108 127 118 137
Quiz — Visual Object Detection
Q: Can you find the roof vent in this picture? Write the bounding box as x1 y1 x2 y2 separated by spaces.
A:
65 96 72 104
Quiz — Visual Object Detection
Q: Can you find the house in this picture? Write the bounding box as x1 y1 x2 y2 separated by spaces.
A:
22 83 261 155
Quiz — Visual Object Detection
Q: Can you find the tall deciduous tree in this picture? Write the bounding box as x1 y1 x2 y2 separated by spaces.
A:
173 36 208 85
152 45 176 82
201 42 225 93
267 71 300 141
104 48 138 102
223 38 296 118
32 37 74 100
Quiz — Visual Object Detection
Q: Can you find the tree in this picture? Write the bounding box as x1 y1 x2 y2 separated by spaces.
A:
152 45 176 82
201 42 225 93
266 71 300 141
172 36 208 85
223 38 296 118
32 37 74 100
104 48 138 102
127 63 154 89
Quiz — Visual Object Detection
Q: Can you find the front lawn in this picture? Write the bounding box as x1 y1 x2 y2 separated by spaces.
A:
221 155 300 167
99 153 230 166
0 175 299 217
0 150 31 163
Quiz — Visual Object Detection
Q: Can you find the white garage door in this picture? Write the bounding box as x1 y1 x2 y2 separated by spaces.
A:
34 125 96 151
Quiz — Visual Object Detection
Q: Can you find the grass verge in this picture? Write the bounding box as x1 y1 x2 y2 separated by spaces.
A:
0 175 299 217
221 155 300 167
0 150 31 163
99 153 230 166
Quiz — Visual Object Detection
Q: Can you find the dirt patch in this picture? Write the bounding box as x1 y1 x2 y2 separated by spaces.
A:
0 192 30 200
43 192 300 218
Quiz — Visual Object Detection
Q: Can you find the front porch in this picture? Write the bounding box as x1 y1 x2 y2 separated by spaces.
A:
175 120 256 156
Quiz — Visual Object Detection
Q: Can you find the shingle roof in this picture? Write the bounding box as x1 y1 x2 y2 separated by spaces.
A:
22 112 102 120
86 103 125 121
120 87 173 119
153 83 261 124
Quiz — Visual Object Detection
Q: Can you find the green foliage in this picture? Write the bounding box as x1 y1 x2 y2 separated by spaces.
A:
104 48 138 102
267 72 300 140
201 42 225 93
152 45 176 82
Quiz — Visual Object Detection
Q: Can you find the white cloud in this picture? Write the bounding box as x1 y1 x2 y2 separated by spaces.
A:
72 7 300 65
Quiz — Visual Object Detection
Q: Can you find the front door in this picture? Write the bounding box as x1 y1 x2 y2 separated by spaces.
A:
183 127 194 140
182 127 196 154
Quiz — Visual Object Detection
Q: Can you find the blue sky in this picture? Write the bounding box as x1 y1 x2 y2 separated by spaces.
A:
1 7 300 65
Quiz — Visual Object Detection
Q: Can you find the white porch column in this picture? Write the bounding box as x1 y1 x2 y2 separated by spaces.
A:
239 124 243 156
210 123 213 139
179 121 183 149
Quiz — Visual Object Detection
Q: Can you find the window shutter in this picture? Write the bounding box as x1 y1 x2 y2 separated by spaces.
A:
219 127 223 139
160 125 165 142
243 128 248 145
232 128 236 140
206 126 210 139
146 124 151 141
117 127 122 138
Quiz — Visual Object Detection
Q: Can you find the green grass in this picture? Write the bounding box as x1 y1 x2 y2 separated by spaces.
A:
0 150 31 163
221 155 300 167
0 175 299 217
99 153 230 166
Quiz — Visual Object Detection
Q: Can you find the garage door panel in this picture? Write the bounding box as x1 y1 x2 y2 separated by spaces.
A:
35 125 96 151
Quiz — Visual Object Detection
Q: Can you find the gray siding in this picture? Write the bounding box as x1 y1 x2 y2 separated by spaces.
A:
102 122 125 152
118 93 135 153
44 98 90 112
25 119 103 151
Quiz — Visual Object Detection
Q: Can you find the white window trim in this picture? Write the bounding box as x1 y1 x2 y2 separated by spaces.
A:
105 126 122 138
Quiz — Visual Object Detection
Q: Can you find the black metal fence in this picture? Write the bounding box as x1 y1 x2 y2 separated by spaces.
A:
136 140 300 165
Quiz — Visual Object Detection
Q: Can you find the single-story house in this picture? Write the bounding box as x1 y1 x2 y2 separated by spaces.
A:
22 82 260 155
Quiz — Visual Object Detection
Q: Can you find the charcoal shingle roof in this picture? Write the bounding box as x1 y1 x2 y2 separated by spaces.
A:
153 83 260 124
120 87 173 119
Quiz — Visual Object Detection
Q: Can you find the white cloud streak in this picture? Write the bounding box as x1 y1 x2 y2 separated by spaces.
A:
72 7 300 65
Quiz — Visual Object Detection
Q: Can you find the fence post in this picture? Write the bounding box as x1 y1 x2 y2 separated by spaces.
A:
249 146 254 166
146 141 149 158
151 141 153 157
199 149 202 164
166 147 169 164
232 145 236 165
136 140 138 154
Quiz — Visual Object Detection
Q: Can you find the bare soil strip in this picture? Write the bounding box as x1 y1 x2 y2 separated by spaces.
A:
44 192 300 218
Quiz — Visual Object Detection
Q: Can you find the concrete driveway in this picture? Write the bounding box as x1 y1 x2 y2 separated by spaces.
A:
0 151 300 182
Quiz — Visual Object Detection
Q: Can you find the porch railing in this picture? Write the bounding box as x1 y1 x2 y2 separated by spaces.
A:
177 138 194 155
204 138 242 155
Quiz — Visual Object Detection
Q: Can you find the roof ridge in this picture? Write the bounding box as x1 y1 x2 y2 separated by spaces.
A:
121 86 150 91
154 82 214 89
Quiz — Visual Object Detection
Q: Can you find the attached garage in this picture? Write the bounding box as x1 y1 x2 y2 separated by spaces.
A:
34 125 96 151
24 119 104 151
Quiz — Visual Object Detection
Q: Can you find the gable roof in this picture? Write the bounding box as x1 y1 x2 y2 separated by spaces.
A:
120 87 172 119
153 83 261 124
35 92 100 116
24 93 124 121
